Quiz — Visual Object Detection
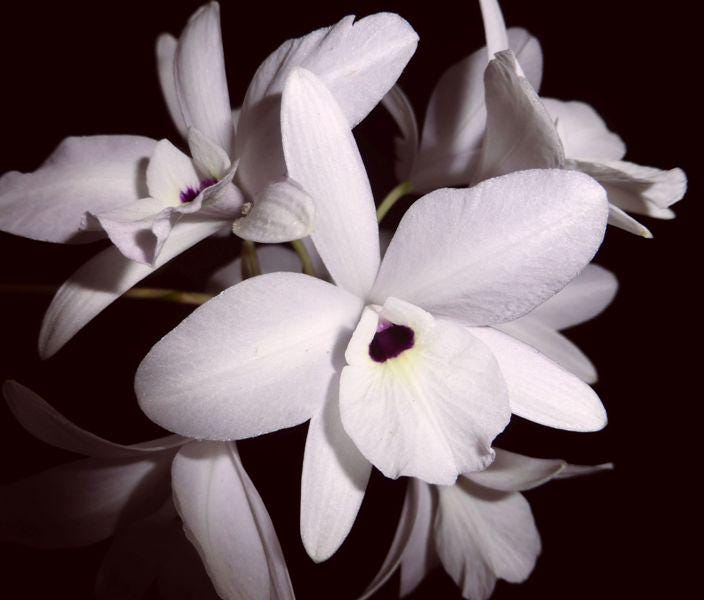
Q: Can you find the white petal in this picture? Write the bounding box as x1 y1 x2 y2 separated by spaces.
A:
282 68 380 298
188 126 231 180
497 317 597 383
0 454 172 548
556 462 614 479
361 480 437 599
435 479 540 599
207 245 301 291
232 177 315 243
542 98 626 161
340 298 509 485
471 327 607 432
39 217 226 358
474 51 564 182
174 2 234 154
466 448 566 492
381 85 419 183
529 263 618 330
156 33 187 138
3 381 185 459
300 394 372 562
372 169 608 326
136 273 363 440
607 203 653 238
146 139 201 206
0 136 155 243
172 442 294 600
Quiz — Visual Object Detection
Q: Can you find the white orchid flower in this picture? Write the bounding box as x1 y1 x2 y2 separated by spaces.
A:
383 0 686 237
361 448 612 600
0 2 419 358
1 381 294 600
136 68 609 562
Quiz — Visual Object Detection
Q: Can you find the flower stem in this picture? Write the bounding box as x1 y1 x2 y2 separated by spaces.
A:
376 180 413 223
240 240 262 280
291 239 316 277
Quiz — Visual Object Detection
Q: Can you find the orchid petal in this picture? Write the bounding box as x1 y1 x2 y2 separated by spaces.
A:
136 273 363 440
146 139 201 206
207 245 300 291
3 381 185 459
381 85 419 183
188 126 231 180
232 177 315 243
556 462 614 479
497 318 598 383
0 136 154 243
542 98 626 161
607 203 653 238
39 217 227 358
0 454 172 548
340 298 509 485
156 33 187 138
478 0 509 61
174 2 233 154
171 442 294 600
435 479 540 600
470 327 607 432
466 448 566 492
529 264 618 330
372 170 608 326
282 68 380 298
300 394 372 563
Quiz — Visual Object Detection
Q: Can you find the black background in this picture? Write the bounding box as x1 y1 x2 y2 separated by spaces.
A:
0 1 698 598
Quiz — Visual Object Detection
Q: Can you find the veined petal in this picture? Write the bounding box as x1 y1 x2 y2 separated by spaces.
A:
381 85 419 183
207 245 301 292
188 126 231 180
282 68 380 298
3 381 185 459
156 33 187 138
0 136 155 243
340 298 509 485
136 273 363 440
300 394 372 562
39 217 226 358
497 318 598 383
171 442 294 600
542 98 626 161
174 2 234 154
372 170 608 326
232 177 315 243
474 51 564 182
529 263 618 330
435 478 540 600
471 327 607 432
466 448 566 492
0 454 172 548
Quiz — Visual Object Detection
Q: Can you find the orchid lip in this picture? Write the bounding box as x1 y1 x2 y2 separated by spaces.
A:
179 178 218 203
369 320 415 363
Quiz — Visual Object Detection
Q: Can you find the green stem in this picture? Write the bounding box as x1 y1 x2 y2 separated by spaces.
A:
240 240 262 280
376 180 413 223
291 239 316 277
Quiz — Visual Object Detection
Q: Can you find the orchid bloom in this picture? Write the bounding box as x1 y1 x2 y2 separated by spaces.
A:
0 2 419 358
383 0 686 237
0 381 294 600
361 449 612 600
135 68 609 562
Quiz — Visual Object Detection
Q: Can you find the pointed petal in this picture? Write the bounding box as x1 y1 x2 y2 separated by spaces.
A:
435 479 540 599
300 394 372 562
282 68 380 298
207 245 301 291
381 85 419 182
466 448 566 492
136 273 363 440
233 177 315 243
470 327 607 432
478 0 508 60
542 98 626 161
340 298 509 485
607 203 653 238
146 139 201 206
497 318 598 383
39 217 225 358
174 2 233 154
372 169 608 326
556 462 614 479
0 136 155 243
171 442 294 600
3 381 185 459
187 126 231 180
0 454 172 548
529 263 618 330
156 33 187 138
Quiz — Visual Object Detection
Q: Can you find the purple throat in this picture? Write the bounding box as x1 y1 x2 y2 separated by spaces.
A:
369 322 415 363
179 178 218 204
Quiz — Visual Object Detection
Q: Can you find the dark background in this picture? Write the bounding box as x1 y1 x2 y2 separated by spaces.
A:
0 0 698 598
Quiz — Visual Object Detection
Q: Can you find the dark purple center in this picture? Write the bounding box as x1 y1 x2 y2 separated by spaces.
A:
369 322 415 363
179 178 218 203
